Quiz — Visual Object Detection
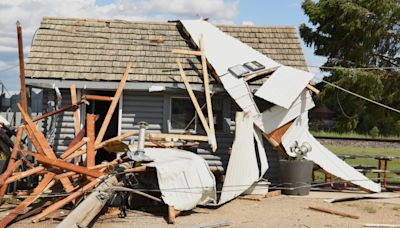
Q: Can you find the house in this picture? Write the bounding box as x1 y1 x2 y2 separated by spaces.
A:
25 17 308 183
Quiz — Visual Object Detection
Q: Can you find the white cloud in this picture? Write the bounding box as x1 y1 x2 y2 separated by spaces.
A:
0 0 239 90
242 21 254 26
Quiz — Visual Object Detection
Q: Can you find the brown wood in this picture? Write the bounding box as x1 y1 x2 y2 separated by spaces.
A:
149 133 209 141
16 21 27 112
306 84 320 94
243 66 279 82
70 85 80 136
18 103 57 159
266 190 282 198
238 196 262 201
171 49 202 56
86 114 96 167
82 95 113 102
60 138 87 160
32 178 102 223
59 177 74 193
267 121 294 147
0 172 55 227
24 124 45 155
5 166 45 185
308 205 359 219
0 160 23 186
23 151 103 178
95 62 132 145
31 100 85 123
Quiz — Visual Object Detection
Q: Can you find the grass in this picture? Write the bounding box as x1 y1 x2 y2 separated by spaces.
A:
310 130 400 140
363 205 377 213
313 146 400 184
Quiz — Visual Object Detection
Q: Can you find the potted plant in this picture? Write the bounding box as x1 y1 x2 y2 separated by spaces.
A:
279 141 314 195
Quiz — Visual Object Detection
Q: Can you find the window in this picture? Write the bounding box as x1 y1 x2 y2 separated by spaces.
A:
170 97 196 132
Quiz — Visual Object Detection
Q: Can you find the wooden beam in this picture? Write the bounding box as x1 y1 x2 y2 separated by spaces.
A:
70 85 80 136
95 62 132 145
171 49 202 56
60 138 87 160
0 172 55 227
32 178 102 223
176 59 210 134
23 151 103 178
5 166 45 185
149 133 209 141
243 66 279 82
30 100 85 123
0 160 23 186
306 84 320 95
199 34 217 152
16 21 27 112
86 114 96 167
266 121 294 147
82 95 113 102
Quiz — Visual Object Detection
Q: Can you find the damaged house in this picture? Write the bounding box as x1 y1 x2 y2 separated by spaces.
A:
24 17 309 183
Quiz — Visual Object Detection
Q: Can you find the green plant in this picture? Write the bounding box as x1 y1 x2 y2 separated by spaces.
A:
369 126 380 138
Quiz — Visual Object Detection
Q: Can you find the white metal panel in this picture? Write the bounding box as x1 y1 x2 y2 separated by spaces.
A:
281 113 381 193
255 66 314 109
144 148 217 211
180 20 280 76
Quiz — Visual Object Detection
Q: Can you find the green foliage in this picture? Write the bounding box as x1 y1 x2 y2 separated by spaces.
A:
301 0 400 136
369 126 380 138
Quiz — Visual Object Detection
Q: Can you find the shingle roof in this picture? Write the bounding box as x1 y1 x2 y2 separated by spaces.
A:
26 17 308 84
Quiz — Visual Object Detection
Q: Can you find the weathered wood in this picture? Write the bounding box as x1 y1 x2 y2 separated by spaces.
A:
171 49 202 56
18 103 57 159
309 205 359 219
95 62 132 144
60 138 87 160
199 34 217 152
16 21 27 112
176 59 210 134
70 84 80 136
23 151 103 178
32 177 102 223
82 95 113 102
0 172 55 227
86 114 96 167
149 133 209 141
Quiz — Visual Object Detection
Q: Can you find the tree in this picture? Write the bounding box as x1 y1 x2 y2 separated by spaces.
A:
300 0 400 135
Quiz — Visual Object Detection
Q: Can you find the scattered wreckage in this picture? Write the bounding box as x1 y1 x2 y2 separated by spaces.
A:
0 19 381 227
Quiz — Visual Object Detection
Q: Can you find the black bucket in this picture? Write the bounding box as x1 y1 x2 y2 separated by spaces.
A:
279 160 313 195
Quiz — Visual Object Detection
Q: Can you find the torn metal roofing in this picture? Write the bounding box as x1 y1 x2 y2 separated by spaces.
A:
25 17 307 84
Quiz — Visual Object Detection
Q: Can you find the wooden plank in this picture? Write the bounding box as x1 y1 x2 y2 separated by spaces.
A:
70 84 80 136
16 21 27 112
0 172 55 227
306 84 320 95
60 138 87 160
149 133 209 141
243 66 279 82
18 103 57 159
0 160 23 186
86 114 96 167
265 190 282 198
199 34 216 152
59 177 74 193
266 121 294 147
32 178 102 223
176 59 210 134
171 49 202 56
308 205 359 219
23 151 103 178
82 95 113 102
5 166 45 185
95 62 132 145
30 100 85 123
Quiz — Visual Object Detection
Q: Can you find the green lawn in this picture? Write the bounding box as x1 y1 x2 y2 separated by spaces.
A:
314 145 400 184
311 130 400 140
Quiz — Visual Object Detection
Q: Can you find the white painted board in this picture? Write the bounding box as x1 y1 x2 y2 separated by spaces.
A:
255 66 314 109
281 113 381 193
180 20 280 76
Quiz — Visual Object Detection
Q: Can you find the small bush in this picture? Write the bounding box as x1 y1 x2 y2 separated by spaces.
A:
369 126 380 138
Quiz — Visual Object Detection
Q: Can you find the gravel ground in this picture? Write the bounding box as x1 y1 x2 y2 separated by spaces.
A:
2 192 400 228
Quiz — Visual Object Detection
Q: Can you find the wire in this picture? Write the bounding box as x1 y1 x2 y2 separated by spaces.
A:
308 65 400 70
321 79 400 114
0 64 18 73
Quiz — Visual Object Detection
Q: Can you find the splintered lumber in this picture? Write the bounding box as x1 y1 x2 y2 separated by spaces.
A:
149 133 209 141
86 114 96 167
82 95 113 102
308 205 359 219
23 151 103 178
171 49 202 56
57 176 118 228
95 62 132 144
60 138 87 160
16 21 27 112
0 172 55 227
70 85 80 135
32 177 103 223
176 59 210 134
18 103 57 159
5 166 45 185
199 34 217 152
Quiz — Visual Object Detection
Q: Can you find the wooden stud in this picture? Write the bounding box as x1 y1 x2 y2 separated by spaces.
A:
60 138 87 160
86 114 96 167
0 172 55 227
5 166 45 185
16 21 28 112
149 133 209 141
70 85 80 136
0 160 23 186
30 101 85 124
95 62 132 145
18 103 57 159
308 205 359 219
306 84 320 95
243 66 279 82
176 59 210 134
199 34 217 152
171 49 202 56
82 95 113 102
32 178 102 223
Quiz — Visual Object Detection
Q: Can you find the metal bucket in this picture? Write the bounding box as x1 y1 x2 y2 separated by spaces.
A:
279 160 313 195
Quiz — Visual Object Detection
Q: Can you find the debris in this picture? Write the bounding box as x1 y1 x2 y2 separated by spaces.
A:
191 220 231 228
238 196 262 201
308 205 359 219
325 192 400 203
266 190 282 198
364 224 400 228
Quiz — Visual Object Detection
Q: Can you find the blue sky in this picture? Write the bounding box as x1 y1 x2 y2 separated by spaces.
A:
0 0 325 94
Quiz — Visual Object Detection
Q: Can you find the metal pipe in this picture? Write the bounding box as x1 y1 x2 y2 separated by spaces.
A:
137 121 148 152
